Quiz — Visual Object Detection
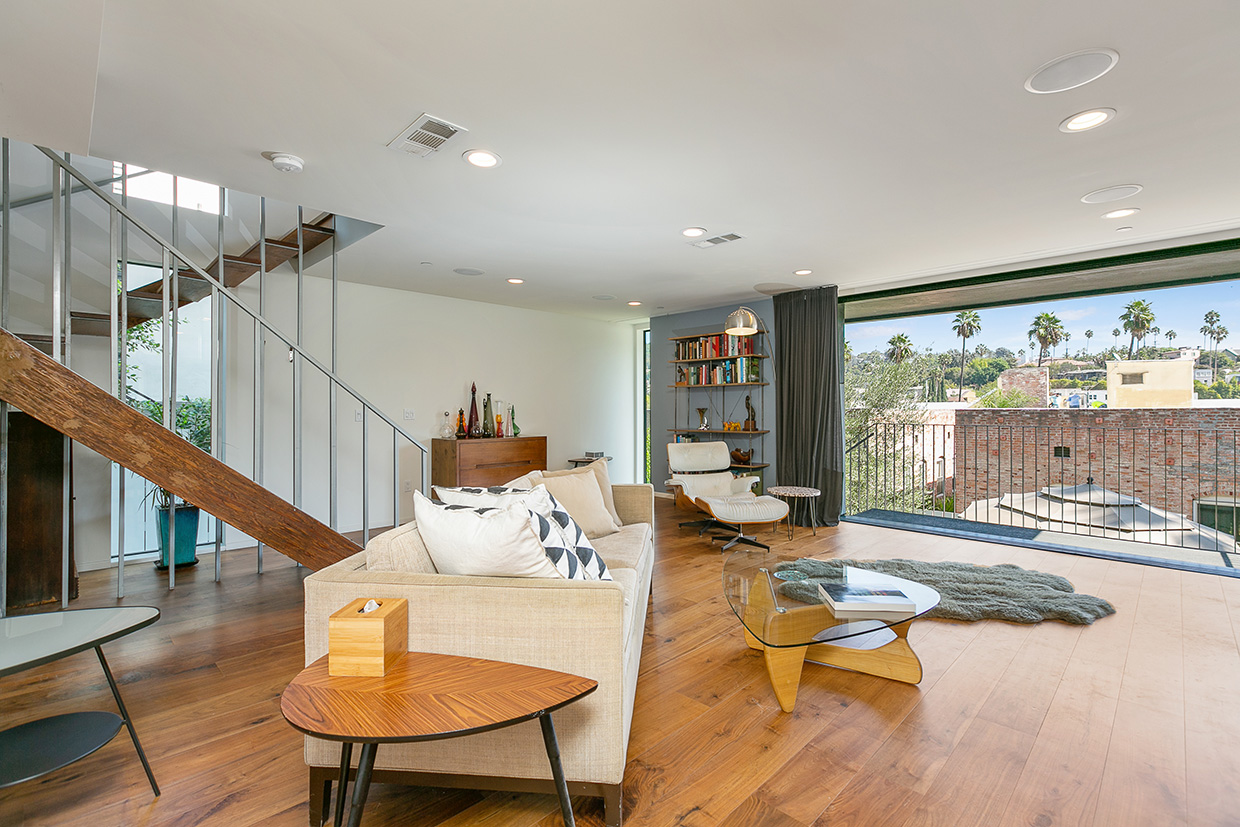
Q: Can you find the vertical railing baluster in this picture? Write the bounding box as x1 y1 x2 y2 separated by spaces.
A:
255 197 266 574
213 186 226 581
293 207 303 515
393 431 399 530
0 138 8 617
329 228 338 530
117 170 129 598
162 248 175 589
362 407 370 547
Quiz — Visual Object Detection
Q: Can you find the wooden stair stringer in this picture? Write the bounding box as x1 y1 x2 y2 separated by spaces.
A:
0 327 360 571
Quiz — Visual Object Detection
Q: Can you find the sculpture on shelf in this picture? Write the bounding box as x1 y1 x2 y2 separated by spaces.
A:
510 404 521 437
730 448 753 465
696 407 710 430
744 395 757 431
482 393 495 437
456 408 467 439
467 384 481 438
438 411 456 440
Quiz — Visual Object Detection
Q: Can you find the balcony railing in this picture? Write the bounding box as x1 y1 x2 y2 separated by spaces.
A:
845 421 1239 559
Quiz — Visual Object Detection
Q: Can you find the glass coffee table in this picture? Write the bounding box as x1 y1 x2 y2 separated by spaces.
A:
722 551 940 711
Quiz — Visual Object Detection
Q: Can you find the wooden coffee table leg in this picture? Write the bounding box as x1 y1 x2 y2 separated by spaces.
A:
804 622 924 684
763 644 808 712
539 714 576 827
334 742 353 827
345 742 377 827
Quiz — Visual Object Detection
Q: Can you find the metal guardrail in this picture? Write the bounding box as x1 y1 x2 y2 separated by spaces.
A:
845 420 1239 556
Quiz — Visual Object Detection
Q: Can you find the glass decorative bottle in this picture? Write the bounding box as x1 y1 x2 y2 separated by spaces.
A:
438 410 456 439
495 413 504 437
455 408 467 439
482 393 494 437
510 404 520 437
467 383 481 438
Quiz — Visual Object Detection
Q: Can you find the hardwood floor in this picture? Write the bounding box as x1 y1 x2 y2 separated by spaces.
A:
3 498 1239 826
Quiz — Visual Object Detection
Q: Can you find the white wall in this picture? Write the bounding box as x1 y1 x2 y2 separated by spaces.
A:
217 272 640 549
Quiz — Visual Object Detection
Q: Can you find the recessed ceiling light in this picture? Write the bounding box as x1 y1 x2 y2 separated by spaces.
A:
453 267 485 276
794 269 813 276
1102 208 1139 219
1059 108 1116 132
1081 184 1143 204
463 150 501 168
593 294 615 301
1116 226 1134 232
1025 49 1120 94
507 278 524 284
681 227 707 238
627 301 642 306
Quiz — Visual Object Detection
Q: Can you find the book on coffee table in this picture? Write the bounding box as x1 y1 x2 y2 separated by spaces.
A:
817 582 916 620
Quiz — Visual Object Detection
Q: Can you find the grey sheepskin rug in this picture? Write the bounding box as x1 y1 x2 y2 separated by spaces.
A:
776 558 1116 625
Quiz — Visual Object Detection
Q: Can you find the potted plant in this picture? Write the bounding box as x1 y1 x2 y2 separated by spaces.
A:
134 396 211 569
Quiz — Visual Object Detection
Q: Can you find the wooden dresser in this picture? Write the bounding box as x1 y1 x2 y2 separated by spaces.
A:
431 436 547 488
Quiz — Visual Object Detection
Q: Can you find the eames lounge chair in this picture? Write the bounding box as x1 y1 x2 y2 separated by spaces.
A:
666 441 788 550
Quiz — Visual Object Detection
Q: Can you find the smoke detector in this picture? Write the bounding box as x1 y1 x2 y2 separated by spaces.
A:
388 114 468 157
267 153 304 173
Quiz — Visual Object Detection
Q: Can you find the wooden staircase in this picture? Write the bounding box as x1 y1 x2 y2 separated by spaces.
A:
0 327 360 570
70 213 337 337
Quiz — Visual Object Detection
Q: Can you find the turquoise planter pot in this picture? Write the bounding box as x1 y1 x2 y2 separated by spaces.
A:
156 505 200 569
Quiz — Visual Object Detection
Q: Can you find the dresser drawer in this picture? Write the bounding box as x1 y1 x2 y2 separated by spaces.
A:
432 436 547 488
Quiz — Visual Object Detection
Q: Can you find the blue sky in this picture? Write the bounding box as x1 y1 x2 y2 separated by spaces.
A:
847 280 1240 358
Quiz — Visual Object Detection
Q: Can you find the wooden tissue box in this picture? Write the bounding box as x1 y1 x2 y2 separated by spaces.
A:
328 597 408 677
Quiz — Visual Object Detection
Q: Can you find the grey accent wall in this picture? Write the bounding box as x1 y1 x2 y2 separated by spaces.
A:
649 298 776 493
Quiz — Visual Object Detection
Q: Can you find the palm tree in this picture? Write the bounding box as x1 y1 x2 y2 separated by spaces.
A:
1063 331 1071 358
1084 329 1094 353
1166 329 1177 350
885 333 913 363
1018 348 1026 364
1119 299 1155 359
1112 327 1121 348
1151 326 1161 349
1215 325 1229 379
951 310 981 402
1202 311 1222 379
1028 312 1065 366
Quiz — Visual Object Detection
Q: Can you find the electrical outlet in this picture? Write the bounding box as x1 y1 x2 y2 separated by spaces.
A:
354 409 363 422
403 480 412 493
404 409 415 420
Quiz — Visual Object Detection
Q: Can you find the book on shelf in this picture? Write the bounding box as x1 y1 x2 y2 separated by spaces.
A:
675 334 756 361
817 582 916 619
675 356 759 386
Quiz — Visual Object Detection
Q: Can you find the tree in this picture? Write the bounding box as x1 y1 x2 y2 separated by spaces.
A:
951 310 981 401
1166 329 1177 349
1084 329 1093 353
1216 325 1230 379
1151 326 1161 348
1119 299 1155 359
1201 311 1224 380
1063 330 1071 358
1028 312 1065 366
1112 327 1121 348
885 333 913 363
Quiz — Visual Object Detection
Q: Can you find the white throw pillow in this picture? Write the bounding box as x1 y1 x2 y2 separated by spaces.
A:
432 485 610 580
412 490 561 578
540 470 621 539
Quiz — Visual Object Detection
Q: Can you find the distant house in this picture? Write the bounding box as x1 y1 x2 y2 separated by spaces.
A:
1106 359 1194 408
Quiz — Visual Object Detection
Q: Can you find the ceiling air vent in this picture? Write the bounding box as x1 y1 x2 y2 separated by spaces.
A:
387 114 468 157
689 233 743 248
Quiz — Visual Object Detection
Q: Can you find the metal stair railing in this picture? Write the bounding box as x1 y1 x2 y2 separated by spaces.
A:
0 141 427 602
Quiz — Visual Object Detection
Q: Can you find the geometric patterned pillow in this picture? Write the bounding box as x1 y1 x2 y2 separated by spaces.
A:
431 484 608 580
544 491 612 581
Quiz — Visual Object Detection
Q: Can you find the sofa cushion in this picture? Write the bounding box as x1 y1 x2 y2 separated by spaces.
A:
539 471 621 539
412 491 562 578
590 522 652 572
540 458 623 527
365 521 437 573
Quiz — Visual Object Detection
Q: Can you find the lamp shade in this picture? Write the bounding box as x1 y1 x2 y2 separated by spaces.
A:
724 307 759 336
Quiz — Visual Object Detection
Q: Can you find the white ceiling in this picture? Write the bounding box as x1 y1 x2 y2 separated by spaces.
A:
3 0 1239 323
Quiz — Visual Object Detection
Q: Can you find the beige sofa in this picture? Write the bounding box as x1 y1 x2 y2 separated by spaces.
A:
301 482 655 827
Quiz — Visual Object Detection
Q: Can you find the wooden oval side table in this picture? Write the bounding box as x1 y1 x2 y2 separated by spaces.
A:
281 652 597 827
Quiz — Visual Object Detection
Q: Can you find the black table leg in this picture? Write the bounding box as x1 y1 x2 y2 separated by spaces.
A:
334 742 353 827
539 714 575 827
94 646 159 797
345 742 377 827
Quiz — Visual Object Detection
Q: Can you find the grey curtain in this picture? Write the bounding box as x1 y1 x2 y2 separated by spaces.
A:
773 286 844 526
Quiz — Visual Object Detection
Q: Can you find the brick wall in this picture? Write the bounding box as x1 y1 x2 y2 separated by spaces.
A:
997 367 1049 406
953 408 1240 516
